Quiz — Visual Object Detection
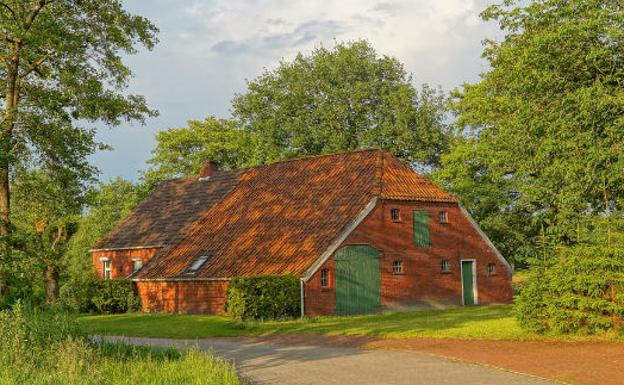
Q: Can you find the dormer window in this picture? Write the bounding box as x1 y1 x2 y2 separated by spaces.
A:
186 256 209 274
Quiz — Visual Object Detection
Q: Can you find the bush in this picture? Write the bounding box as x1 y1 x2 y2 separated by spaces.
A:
91 279 141 314
0 302 242 385
59 279 140 314
515 246 624 335
225 274 300 321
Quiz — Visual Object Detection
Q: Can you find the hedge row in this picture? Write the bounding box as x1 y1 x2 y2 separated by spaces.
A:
225 274 300 321
515 246 624 335
59 279 140 314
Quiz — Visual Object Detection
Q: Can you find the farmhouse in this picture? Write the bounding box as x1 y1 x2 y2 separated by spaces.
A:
92 149 513 315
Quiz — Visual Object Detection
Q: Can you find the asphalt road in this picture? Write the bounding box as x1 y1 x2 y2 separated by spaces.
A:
102 336 560 385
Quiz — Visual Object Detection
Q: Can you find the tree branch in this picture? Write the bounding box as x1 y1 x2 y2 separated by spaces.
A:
0 2 16 21
20 53 51 79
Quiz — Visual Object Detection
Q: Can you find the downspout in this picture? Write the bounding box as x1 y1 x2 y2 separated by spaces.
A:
300 278 305 319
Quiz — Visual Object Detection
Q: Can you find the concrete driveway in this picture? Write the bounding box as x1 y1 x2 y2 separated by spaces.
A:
103 336 560 385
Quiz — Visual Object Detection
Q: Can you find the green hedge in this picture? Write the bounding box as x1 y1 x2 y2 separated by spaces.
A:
515 246 624 335
59 279 140 314
225 274 300 321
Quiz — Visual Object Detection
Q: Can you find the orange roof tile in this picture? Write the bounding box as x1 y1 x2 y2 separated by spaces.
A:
130 149 456 280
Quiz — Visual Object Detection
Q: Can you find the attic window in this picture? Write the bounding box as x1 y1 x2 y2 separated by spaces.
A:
390 208 401 221
438 211 449 224
187 256 209 274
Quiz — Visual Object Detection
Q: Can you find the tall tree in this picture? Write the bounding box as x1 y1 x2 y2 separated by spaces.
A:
232 40 450 167
437 0 624 259
11 168 83 305
143 117 252 187
0 0 158 292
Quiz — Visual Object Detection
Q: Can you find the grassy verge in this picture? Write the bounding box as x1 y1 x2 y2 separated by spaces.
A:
80 304 540 340
1 304 242 385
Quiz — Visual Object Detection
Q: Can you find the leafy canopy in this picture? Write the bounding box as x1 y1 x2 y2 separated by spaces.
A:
436 0 624 264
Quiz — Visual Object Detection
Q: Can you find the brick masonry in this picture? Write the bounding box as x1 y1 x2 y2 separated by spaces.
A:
91 248 160 279
91 199 512 315
303 200 513 316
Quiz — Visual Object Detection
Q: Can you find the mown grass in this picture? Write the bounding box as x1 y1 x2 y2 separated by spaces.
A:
0 303 242 385
80 304 539 340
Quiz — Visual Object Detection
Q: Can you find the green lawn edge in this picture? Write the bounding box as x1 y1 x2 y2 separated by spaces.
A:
77 304 623 342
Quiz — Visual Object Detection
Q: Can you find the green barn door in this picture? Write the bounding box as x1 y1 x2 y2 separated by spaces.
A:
335 245 380 315
461 260 475 305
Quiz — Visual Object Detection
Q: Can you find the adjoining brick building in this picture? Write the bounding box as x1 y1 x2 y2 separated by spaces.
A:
92 149 513 315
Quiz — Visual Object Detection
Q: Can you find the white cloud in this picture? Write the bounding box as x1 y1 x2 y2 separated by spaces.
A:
94 0 497 181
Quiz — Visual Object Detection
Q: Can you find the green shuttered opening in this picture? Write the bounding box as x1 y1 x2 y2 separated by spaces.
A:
413 211 430 247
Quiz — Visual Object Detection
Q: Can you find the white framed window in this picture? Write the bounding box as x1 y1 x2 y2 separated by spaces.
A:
390 208 401 221
441 259 450 273
131 258 143 273
392 260 403 274
320 269 329 288
102 259 112 280
438 211 449 224
487 263 496 275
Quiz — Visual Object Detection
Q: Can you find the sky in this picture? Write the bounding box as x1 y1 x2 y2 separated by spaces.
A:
91 0 499 182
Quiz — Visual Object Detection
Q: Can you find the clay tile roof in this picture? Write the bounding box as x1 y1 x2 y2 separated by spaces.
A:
131 149 456 280
93 170 246 250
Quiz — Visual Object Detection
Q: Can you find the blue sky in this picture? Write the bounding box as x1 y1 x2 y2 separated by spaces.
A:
91 0 497 182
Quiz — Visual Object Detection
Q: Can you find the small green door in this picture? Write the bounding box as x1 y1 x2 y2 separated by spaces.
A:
335 245 380 315
461 260 475 305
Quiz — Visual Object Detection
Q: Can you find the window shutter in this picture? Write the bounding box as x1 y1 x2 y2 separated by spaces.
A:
413 211 430 247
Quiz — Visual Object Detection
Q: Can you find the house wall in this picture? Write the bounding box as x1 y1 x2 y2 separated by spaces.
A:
135 280 229 314
91 248 160 279
304 200 513 316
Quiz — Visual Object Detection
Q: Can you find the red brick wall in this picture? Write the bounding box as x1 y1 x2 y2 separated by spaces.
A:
135 280 229 315
304 200 513 316
91 248 160 279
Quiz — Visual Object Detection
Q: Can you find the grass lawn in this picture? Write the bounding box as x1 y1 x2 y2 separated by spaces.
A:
80 304 539 340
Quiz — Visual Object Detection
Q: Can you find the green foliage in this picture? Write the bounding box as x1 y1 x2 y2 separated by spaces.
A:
90 280 141 314
143 117 252 186
436 0 624 266
225 274 300 321
0 302 241 385
515 246 624 335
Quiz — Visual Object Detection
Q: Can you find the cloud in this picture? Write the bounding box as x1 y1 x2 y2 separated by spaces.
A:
92 0 498 181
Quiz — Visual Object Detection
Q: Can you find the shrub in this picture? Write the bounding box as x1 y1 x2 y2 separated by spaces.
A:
515 246 624 335
225 274 300 321
91 279 141 314
58 278 98 313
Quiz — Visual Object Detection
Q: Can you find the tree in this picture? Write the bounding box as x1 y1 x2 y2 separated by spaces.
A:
232 40 450 167
143 117 252 187
63 178 142 285
0 1 158 288
10 168 84 305
438 0 624 259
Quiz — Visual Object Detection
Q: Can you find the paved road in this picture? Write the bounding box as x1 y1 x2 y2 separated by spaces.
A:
103 336 560 385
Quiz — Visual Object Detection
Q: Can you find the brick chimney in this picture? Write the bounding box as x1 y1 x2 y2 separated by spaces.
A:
199 160 219 178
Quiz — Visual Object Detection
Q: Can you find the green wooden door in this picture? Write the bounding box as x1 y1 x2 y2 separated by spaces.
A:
461 260 475 305
335 245 380 315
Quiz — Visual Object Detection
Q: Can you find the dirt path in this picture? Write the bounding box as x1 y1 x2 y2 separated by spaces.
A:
255 335 624 385
103 335 558 385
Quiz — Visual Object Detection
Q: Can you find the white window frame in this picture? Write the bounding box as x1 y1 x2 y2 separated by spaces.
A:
131 258 143 273
100 257 112 280
320 269 329 288
441 259 450 273
392 260 403 274
186 256 209 274
438 211 449 224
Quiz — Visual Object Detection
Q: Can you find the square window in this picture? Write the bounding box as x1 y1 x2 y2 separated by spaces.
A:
441 260 450 273
391 208 401 221
438 211 449 224
392 260 403 274
487 263 496 275
320 269 330 288
132 259 143 273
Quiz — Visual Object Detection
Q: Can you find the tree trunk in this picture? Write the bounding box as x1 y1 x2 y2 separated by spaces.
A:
45 264 59 306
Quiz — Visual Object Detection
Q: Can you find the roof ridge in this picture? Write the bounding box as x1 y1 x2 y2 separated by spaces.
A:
244 148 383 170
